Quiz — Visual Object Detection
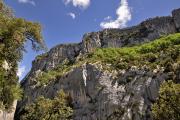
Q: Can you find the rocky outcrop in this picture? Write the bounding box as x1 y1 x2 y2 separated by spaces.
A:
16 63 171 120
172 8 180 31
81 16 176 53
27 8 180 73
32 43 81 71
15 8 180 120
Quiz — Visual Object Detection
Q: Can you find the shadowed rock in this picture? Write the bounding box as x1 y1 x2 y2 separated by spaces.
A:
15 8 180 120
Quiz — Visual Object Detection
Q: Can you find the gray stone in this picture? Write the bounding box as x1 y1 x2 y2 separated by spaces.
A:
16 63 170 120
172 8 180 31
15 8 180 120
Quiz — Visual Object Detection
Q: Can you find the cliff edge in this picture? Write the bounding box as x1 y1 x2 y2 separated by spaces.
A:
15 8 180 120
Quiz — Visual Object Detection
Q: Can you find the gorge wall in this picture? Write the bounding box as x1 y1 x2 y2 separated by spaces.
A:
15 8 180 120
28 8 179 72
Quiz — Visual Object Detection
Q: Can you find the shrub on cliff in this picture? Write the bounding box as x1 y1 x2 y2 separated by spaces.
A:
152 80 180 120
20 90 73 120
36 33 180 85
89 33 180 72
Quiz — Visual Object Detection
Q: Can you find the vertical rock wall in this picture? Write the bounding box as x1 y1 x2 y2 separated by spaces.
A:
172 8 180 31
15 8 180 120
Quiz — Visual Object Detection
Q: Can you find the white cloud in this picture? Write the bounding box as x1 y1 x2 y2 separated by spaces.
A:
17 66 26 79
64 0 90 9
67 12 76 19
100 0 132 29
104 16 112 21
18 0 36 6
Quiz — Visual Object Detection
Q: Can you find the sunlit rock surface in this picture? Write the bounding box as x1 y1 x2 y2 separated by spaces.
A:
15 8 180 120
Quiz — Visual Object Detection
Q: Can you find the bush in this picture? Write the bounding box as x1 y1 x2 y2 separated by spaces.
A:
152 80 180 120
37 62 72 85
20 90 73 120
89 33 180 70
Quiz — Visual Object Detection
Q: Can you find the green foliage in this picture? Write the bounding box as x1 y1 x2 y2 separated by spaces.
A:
0 0 45 110
20 90 73 120
0 0 13 18
37 62 72 85
88 33 180 70
36 33 180 85
36 52 48 61
152 80 180 120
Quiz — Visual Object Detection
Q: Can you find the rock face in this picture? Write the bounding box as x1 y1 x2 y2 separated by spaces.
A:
32 43 81 71
26 8 180 73
18 63 169 120
173 8 180 31
0 101 17 120
15 8 180 120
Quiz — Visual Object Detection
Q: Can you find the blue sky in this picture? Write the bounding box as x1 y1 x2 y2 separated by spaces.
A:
4 0 180 80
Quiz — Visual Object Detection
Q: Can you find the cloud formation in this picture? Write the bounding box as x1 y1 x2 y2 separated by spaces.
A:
64 0 90 9
67 12 76 19
18 0 36 6
104 16 112 21
100 0 132 29
17 65 26 79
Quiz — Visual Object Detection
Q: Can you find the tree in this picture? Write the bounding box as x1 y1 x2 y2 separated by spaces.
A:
20 90 73 120
0 0 46 110
152 80 180 120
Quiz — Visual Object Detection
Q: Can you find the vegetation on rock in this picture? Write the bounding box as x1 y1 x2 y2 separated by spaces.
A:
152 80 180 120
34 33 180 119
89 33 180 70
36 52 48 61
36 33 180 85
0 0 179 119
20 90 73 120
37 61 73 85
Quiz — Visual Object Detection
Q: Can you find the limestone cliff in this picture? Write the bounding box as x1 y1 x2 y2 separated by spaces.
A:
15 8 180 120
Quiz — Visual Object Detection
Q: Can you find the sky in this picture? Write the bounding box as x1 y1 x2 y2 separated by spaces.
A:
4 0 180 80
